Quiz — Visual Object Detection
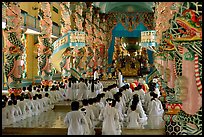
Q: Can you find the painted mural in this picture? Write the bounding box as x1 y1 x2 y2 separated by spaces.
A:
154 2 202 135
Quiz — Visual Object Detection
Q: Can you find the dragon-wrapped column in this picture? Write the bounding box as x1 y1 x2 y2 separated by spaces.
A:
37 2 53 86
3 2 25 95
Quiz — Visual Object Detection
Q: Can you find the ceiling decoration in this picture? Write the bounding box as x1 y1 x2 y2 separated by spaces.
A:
93 2 154 13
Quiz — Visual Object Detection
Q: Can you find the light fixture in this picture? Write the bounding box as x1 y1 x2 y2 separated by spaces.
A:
140 30 158 52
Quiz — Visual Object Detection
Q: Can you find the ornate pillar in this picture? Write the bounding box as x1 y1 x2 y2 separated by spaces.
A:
84 2 94 77
37 2 53 86
60 2 72 78
3 2 25 95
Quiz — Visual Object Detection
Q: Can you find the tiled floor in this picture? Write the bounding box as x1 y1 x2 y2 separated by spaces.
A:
6 110 67 128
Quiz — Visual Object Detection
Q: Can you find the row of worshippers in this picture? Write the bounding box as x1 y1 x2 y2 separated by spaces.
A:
2 77 104 128
1 82 72 128
63 78 104 101
64 78 165 135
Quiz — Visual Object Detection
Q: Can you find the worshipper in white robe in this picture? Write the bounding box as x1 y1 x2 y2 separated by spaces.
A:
64 80 70 100
127 94 148 128
32 95 41 115
18 95 31 119
94 69 99 80
144 91 154 113
99 98 119 135
110 84 119 95
88 80 99 98
123 84 133 104
2 99 8 129
23 94 33 117
118 69 124 88
37 94 46 113
81 99 96 126
117 91 126 114
80 108 95 135
96 79 104 93
71 80 78 101
5 100 18 125
43 93 54 110
134 84 146 107
104 87 114 99
77 78 88 101
64 101 86 135
113 94 124 121
147 92 164 129
125 104 142 129
111 99 123 135
100 93 106 107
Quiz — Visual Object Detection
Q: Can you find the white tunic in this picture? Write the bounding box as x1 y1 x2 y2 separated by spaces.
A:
94 71 99 80
126 110 142 129
99 106 119 135
64 110 86 135
77 82 88 100
147 98 164 129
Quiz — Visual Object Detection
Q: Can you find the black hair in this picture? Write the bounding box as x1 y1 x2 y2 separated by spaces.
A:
44 86 49 92
33 86 37 90
71 101 79 111
82 99 89 106
45 93 49 97
10 93 15 100
8 100 13 106
81 108 86 114
33 95 37 100
20 95 24 101
13 99 17 105
132 94 139 106
88 98 94 105
130 104 137 111
38 94 42 99
111 99 116 107
91 82 94 92
25 94 29 99
28 87 32 92
84 79 88 86
151 92 158 101
68 81 72 88
22 87 26 91
113 94 120 102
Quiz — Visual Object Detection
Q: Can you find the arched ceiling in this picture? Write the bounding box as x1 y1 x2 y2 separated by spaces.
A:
93 2 154 13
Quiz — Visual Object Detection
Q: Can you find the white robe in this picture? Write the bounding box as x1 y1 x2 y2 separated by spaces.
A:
6 105 19 124
23 99 33 117
134 89 146 106
147 98 164 129
128 100 147 126
94 71 99 80
99 106 119 135
32 100 41 115
77 82 88 100
18 100 31 119
64 111 86 135
126 110 142 129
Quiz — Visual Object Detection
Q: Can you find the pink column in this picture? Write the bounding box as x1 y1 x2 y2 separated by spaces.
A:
181 47 202 115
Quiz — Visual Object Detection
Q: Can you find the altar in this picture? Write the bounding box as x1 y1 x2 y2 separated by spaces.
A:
117 55 140 77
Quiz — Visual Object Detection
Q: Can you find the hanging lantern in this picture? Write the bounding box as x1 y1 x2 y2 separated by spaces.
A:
140 30 158 52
